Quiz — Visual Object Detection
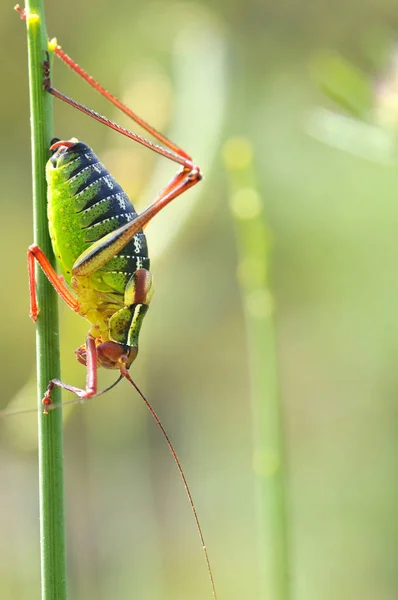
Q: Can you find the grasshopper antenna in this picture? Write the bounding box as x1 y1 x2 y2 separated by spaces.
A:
0 376 123 418
120 366 218 600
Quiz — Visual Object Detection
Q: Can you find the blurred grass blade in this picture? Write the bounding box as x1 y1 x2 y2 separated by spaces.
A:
22 1 67 599
309 45 398 161
223 137 289 600
307 107 397 163
312 52 372 119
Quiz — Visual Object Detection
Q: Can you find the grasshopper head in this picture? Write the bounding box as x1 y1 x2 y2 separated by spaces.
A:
75 341 138 371
49 138 79 165
49 138 96 171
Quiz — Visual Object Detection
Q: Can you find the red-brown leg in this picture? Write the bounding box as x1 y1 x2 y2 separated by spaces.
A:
41 53 199 172
28 244 79 321
16 5 192 163
53 46 192 161
72 167 201 277
42 333 97 414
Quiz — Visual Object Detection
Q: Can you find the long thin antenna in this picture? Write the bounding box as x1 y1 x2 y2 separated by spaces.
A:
120 367 218 600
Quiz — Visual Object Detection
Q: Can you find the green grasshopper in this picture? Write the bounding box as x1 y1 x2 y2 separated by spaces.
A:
32 51 202 407
14 6 217 599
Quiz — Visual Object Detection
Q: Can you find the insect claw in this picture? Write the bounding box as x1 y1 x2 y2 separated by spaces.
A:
42 395 52 415
30 310 39 323
14 4 26 19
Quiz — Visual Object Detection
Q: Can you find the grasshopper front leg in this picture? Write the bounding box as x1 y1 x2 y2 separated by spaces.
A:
41 333 98 414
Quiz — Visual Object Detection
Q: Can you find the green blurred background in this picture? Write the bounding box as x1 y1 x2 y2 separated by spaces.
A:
1 0 398 599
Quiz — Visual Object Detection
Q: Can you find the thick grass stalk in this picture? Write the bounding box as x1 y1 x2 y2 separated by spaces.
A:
223 138 289 600
22 2 67 598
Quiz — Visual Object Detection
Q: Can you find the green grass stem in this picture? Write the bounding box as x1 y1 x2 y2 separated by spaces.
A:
22 2 67 598
223 137 289 600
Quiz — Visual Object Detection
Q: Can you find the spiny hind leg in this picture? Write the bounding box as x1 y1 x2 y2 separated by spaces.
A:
41 43 196 168
42 333 97 414
53 44 193 161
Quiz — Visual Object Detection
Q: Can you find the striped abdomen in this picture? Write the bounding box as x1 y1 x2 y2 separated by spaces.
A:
47 140 149 297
